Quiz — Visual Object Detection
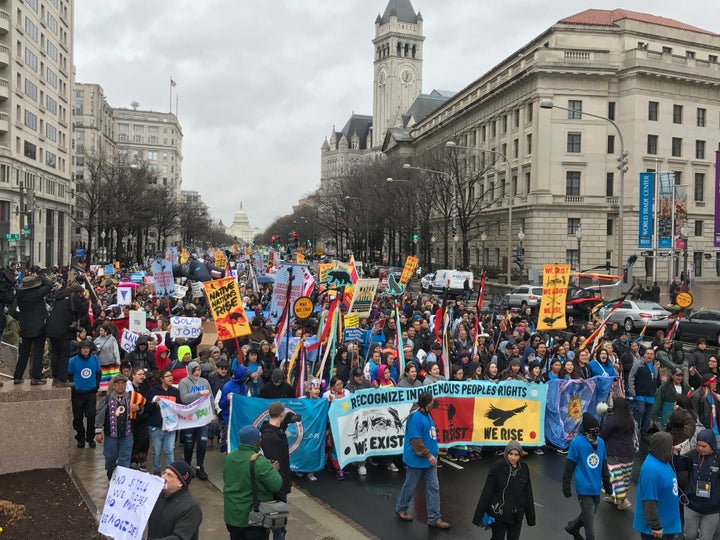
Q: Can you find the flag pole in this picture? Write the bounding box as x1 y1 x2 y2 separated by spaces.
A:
169 76 173 113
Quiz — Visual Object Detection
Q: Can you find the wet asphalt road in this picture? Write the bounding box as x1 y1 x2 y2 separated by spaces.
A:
297 450 638 539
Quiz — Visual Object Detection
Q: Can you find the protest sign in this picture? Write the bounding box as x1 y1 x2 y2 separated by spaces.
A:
537 263 571 332
98 466 165 540
104 264 115 276
130 272 145 283
159 394 213 431
117 287 132 306
347 278 379 319
215 249 228 270
343 328 366 343
172 284 188 299
128 310 146 334
169 316 202 339
329 380 548 468
180 247 189 264
120 329 138 353
203 278 251 340
191 281 204 298
151 258 176 297
344 313 359 328
166 246 179 264
229 395 328 473
266 263 312 325
143 276 154 286
399 256 419 285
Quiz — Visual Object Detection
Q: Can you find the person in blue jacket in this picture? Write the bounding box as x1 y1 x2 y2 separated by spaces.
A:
675 429 718 539
633 431 682 539
218 365 249 452
562 413 613 540
68 339 101 448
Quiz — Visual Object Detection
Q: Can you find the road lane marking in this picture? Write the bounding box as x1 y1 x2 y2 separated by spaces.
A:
439 457 464 470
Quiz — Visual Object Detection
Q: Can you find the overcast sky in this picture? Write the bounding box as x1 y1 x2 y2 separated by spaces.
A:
74 0 720 231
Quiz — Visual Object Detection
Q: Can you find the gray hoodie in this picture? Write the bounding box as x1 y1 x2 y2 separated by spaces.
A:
178 360 211 405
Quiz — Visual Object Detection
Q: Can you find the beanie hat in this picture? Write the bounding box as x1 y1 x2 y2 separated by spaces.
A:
582 412 600 434
238 425 261 445
177 345 192 362
166 460 194 488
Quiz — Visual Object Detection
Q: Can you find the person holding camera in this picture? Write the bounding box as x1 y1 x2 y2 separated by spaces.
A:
46 282 89 386
260 402 298 540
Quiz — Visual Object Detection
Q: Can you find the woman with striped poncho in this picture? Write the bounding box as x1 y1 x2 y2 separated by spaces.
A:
598 396 636 510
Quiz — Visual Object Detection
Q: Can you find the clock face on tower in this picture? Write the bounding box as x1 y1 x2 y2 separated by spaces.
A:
377 70 387 85
400 69 414 84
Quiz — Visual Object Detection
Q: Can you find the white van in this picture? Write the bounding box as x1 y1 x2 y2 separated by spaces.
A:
430 269 474 297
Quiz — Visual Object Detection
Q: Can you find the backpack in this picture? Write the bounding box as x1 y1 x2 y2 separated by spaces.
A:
0 268 15 304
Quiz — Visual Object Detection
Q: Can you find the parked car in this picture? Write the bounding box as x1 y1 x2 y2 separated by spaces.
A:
676 309 720 345
504 285 543 309
597 300 672 332
565 286 603 320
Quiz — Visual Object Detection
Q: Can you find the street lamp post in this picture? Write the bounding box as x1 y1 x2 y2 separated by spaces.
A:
445 141 513 284
402 164 455 268
680 226 689 281
517 230 525 279
481 231 487 268
575 226 583 271
540 99 627 272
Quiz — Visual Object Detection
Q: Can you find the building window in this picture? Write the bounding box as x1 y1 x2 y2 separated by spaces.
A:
24 80 37 101
695 173 705 202
24 141 36 160
25 18 38 42
514 109 520 128
526 134 532 155
647 135 658 154
671 137 682 157
47 13 58 35
26 0 39 12
46 40 58 61
607 135 615 154
481 125 486 142
607 219 614 235
525 171 530 194
133 134 142 143
46 151 56 168
46 96 57 114
526 102 533 122
566 133 582 153
648 101 659 121
501 115 507 134
686 50 696 59
662 46 673 54
118 133 128 142
513 139 518 159
491 121 496 137
566 249 579 270
566 171 581 196
567 218 581 235
46 68 57 88
695 221 703 236
696 140 706 159
606 172 614 196
24 110 37 131
46 123 56 141
694 252 703 277
567 100 582 120
147 151 158 160
710 55 718 64
697 108 706 127
25 49 38 71
673 104 683 124
608 101 616 121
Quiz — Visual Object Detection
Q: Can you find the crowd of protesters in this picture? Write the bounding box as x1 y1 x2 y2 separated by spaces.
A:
4 253 720 539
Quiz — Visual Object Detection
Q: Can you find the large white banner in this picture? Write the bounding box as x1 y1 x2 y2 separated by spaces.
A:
98 466 164 540
267 262 311 325
159 394 213 431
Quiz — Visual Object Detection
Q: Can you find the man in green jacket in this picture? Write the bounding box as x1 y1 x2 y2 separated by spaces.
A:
224 424 283 540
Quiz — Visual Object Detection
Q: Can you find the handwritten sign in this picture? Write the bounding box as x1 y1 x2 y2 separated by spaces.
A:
191 281 204 298
537 264 571 332
129 310 146 334
344 313 359 328
98 466 164 540
203 277 251 340
166 246 179 265
172 284 189 299
399 256 419 285
151 258 175 297
169 316 202 339
120 329 139 354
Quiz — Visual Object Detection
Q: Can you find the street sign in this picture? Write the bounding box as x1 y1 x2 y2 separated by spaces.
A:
640 250 653 257
21 228 31 236
3 233 19 240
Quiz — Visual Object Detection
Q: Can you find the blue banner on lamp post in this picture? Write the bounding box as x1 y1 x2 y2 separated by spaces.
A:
638 172 654 249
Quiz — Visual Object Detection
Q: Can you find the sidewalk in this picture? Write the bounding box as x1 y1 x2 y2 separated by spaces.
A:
67 437 377 540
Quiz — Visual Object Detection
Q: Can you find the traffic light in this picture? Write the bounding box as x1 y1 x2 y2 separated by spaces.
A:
412 233 418 243
513 247 525 269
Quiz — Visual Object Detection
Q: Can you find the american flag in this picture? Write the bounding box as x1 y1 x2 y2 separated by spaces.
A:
170 78 177 88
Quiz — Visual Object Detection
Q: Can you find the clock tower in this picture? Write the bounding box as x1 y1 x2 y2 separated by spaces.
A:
372 0 424 148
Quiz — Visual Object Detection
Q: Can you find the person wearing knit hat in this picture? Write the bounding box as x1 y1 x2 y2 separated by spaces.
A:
147 460 202 540
691 372 720 436
224 424 282 537
472 440 536 536
178 360 213 481
562 412 613 540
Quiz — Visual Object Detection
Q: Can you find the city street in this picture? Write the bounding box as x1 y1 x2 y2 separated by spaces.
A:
296 451 636 539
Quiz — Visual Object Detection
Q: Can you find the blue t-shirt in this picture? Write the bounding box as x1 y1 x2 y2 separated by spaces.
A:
633 454 682 535
403 409 438 469
67 353 101 392
568 435 607 495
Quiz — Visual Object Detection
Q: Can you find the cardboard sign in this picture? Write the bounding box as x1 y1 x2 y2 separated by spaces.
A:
98 466 164 540
537 264 571 332
399 256 419 285
120 329 138 353
191 281 204 298
172 284 189 299
203 278 251 340
151 258 175 297
117 287 133 306
215 249 228 270
344 313 359 328
128 310 146 334
169 316 202 339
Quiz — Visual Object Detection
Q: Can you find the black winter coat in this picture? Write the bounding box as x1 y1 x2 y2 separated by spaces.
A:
14 277 52 337
46 288 88 339
260 420 291 500
473 459 536 526
147 487 202 540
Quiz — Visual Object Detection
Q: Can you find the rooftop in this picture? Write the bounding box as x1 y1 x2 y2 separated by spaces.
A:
558 8 717 36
